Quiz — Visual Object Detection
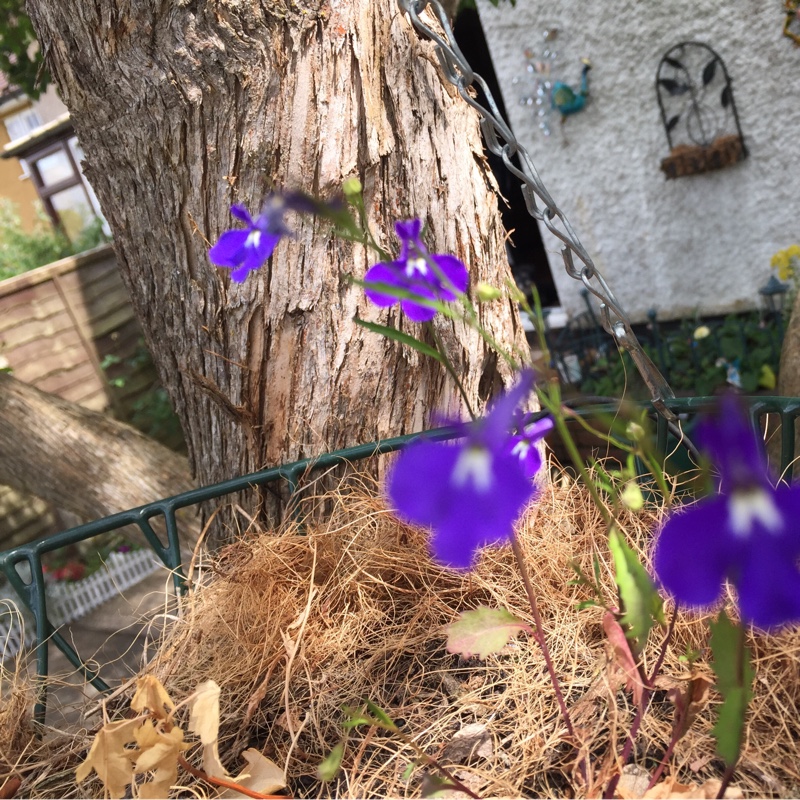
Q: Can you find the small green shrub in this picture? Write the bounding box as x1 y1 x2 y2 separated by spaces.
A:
579 312 782 398
0 198 109 281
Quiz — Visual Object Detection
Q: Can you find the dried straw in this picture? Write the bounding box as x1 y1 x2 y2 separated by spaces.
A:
8 467 800 798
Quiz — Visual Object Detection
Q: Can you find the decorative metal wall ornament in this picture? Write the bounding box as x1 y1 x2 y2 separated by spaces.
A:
514 26 562 138
656 42 747 179
514 27 591 138
784 0 800 45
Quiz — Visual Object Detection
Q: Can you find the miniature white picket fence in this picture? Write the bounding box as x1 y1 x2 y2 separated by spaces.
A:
0 548 160 662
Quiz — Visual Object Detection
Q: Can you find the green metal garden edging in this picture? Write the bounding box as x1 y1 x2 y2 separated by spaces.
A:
3 396 800 726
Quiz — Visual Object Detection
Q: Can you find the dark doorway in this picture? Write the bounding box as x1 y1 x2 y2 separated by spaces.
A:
453 7 559 307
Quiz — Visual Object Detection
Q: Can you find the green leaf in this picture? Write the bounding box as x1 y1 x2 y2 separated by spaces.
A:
317 741 345 781
420 774 460 798
709 610 753 767
608 527 664 650
340 705 376 729
446 606 532 660
353 317 444 363
401 762 415 782
363 699 398 732
0 0 50 97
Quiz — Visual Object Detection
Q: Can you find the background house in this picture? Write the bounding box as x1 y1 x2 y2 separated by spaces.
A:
476 0 800 323
0 74 107 239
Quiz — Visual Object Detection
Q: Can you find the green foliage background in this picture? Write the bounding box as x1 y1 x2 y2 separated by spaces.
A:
0 0 49 97
0 199 108 280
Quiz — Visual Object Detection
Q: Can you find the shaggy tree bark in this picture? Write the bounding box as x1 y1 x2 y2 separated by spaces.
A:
779 293 800 399
0 373 193 522
26 0 529 498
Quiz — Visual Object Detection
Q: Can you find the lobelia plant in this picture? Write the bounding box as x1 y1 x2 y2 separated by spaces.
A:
199 189 800 799
69 182 776 800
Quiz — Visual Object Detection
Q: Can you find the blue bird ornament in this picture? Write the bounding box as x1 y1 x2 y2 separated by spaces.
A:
551 58 592 118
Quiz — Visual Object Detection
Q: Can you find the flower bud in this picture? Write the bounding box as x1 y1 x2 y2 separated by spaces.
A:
342 177 363 197
476 282 502 302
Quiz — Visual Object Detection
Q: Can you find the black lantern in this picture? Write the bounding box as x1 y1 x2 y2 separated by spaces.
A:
759 275 790 329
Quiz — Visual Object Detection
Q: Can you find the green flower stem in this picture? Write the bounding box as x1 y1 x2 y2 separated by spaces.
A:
538 388 614 528
714 623 746 800
641 449 673 505
346 192 390 261
425 322 477 421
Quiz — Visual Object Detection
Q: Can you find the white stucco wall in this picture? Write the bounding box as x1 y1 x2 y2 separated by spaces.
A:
477 0 800 322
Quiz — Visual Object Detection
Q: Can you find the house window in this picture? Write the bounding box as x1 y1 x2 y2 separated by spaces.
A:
3 107 43 142
27 136 108 240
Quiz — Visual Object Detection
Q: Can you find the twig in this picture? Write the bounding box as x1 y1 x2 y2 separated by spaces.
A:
510 533 576 742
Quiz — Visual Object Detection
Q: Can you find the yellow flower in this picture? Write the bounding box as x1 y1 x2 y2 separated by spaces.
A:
769 252 800 281
694 325 711 340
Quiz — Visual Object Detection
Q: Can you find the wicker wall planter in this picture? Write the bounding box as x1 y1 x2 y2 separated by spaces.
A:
656 43 747 180
660 133 745 179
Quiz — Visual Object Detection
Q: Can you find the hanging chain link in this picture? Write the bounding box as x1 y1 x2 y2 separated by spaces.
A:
398 0 677 421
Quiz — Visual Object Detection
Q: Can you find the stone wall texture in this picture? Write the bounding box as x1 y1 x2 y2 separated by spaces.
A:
476 0 800 322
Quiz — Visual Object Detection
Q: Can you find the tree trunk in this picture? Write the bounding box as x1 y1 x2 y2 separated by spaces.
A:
776 294 800 470
0 373 194 523
26 0 529 499
778 293 800 398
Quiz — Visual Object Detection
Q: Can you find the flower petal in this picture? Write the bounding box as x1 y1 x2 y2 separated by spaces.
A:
209 230 250 267
430 253 468 299
479 369 536 447
653 496 736 608
230 204 254 225
246 231 280 270
695 395 771 492
400 288 437 322
364 263 403 307
388 435 535 570
395 219 422 242
735 483 800 629
388 439 461 528
430 450 534 569
737 536 800 630
230 264 252 282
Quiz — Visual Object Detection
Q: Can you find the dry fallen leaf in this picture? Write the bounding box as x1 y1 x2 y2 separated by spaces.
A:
217 748 286 797
131 675 175 719
441 723 493 764
188 679 222 745
643 777 743 798
75 718 140 799
603 611 645 707
134 720 188 799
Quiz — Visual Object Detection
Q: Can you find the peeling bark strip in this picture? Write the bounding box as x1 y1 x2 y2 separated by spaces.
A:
27 0 529 493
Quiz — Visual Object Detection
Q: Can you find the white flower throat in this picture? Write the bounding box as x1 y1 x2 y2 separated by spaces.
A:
728 487 782 537
511 439 531 461
452 446 493 492
405 257 429 277
246 229 262 248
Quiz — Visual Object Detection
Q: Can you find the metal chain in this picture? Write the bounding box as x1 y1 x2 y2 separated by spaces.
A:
398 0 677 421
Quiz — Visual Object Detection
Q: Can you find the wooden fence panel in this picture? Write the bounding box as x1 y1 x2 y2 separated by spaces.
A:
0 244 154 548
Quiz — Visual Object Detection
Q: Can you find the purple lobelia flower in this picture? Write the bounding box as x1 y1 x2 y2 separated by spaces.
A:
209 196 296 282
653 395 800 631
364 219 468 322
388 370 548 569
506 415 555 479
